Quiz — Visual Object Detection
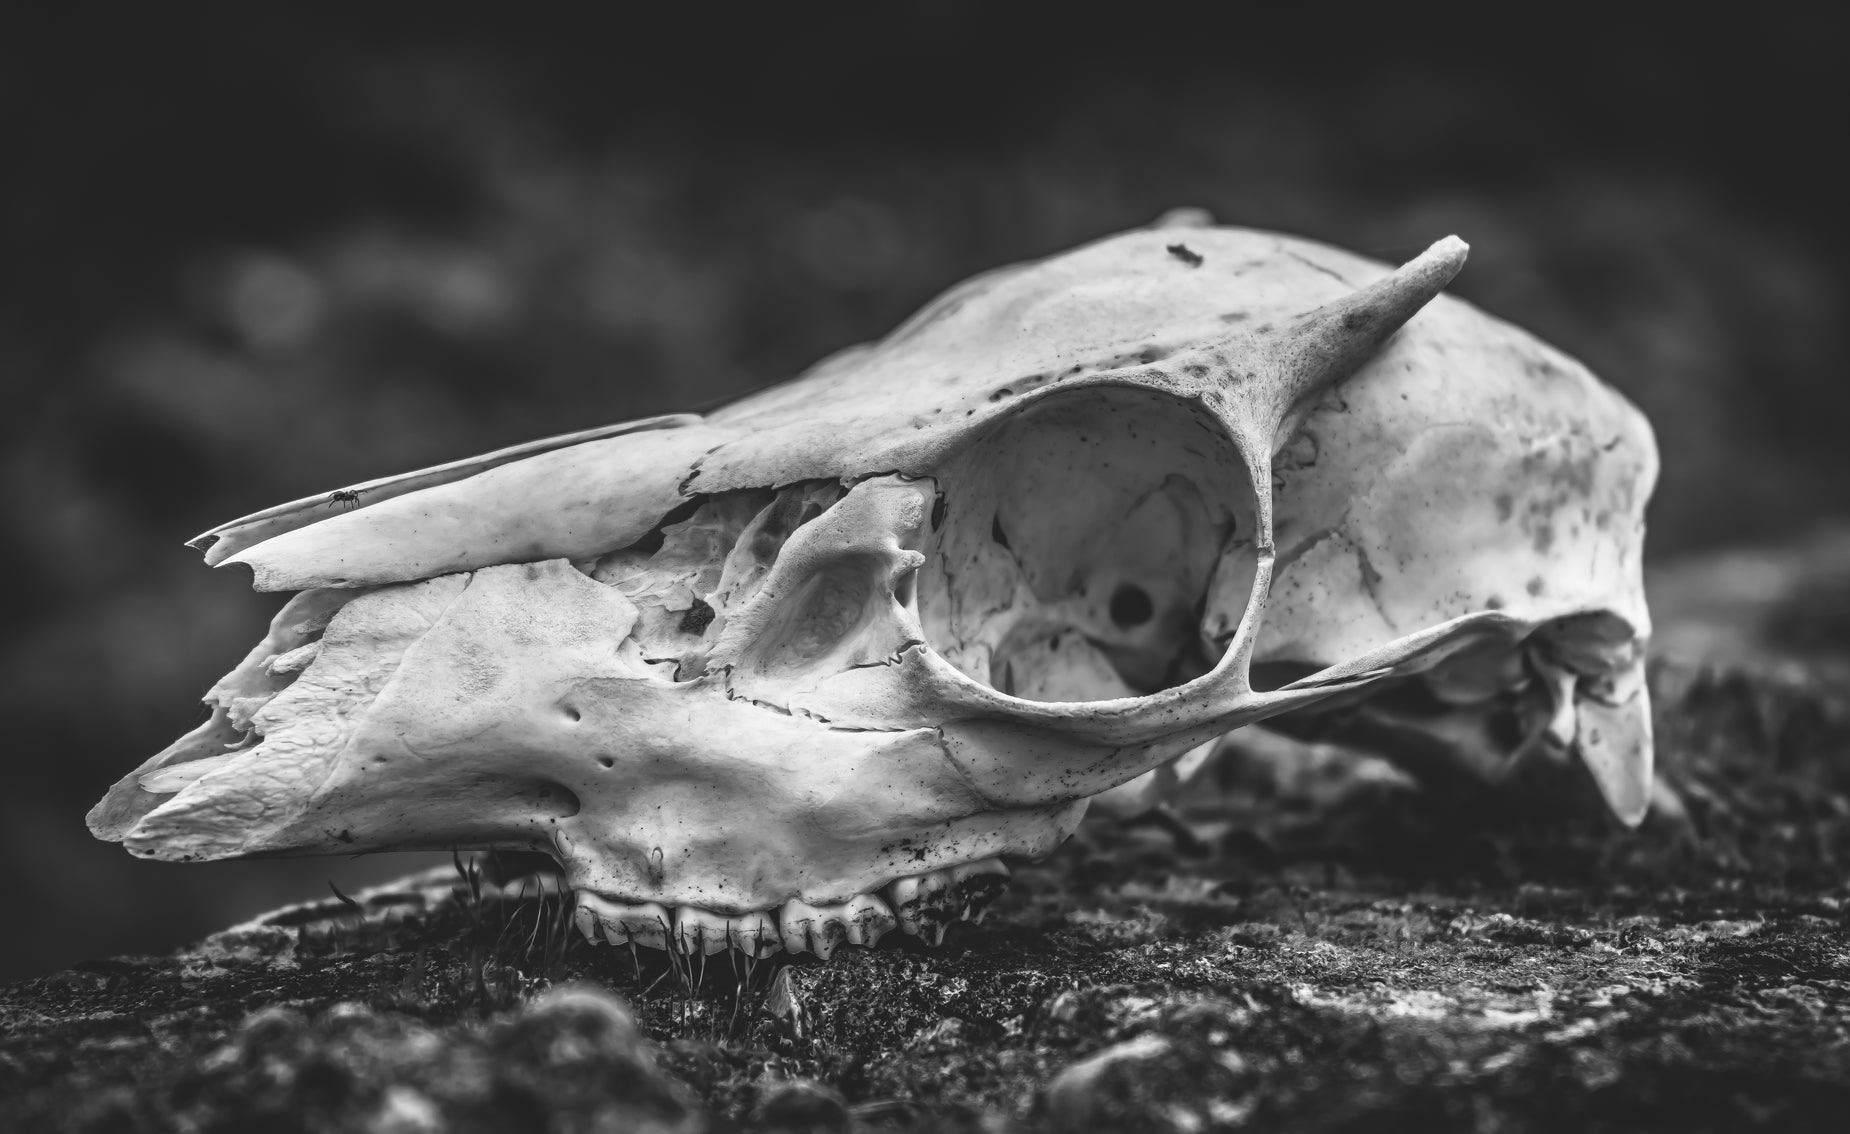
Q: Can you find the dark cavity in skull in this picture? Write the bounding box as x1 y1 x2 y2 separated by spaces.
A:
576 384 1259 703
918 384 1255 701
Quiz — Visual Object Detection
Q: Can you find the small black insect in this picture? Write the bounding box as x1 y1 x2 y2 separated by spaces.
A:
1166 243 1204 268
326 489 362 509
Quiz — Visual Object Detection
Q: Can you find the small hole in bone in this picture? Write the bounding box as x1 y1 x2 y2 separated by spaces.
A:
562 705 582 723
1109 583 1155 627
629 495 706 556
678 598 716 635
597 756 614 769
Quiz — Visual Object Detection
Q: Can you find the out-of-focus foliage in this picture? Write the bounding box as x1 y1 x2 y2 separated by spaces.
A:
1 5 1844 980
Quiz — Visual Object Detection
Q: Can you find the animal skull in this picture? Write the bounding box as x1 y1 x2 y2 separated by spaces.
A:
89 216 1656 957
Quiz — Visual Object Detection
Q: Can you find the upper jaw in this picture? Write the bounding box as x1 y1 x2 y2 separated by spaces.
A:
574 856 1017 958
98 475 1525 891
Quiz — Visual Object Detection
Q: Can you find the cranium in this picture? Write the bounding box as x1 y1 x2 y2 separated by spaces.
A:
89 215 1655 957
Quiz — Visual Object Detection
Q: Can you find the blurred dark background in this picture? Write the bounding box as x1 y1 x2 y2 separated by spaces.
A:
2 4 1845 981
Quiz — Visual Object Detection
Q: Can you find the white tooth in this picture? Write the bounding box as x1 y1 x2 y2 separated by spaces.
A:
886 876 925 935
775 894 899 957
729 911 782 958
580 898 670 950
674 907 733 955
887 871 956 942
1544 671 1578 749
572 902 602 944
947 858 1011 922
778 899 844 959
779 899 821 955
843 893 897 947
575 892 630 945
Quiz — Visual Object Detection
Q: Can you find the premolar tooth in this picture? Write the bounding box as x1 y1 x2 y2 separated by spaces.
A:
729 911 782 958
947 858 1011 923
575 892 624 945
674 907 733 956
780 896 896 957
575 894 671 949
573 901 601 944
886 874 956 944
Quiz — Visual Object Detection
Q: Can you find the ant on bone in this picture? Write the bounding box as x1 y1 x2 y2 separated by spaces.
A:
325 489 362 510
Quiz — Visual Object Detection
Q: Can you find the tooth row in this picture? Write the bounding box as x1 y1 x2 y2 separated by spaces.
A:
886 858 1011 944
778 894 897 960
572 859 1010 958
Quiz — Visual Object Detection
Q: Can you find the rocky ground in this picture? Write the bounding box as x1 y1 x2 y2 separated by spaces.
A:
4 648 1848 1133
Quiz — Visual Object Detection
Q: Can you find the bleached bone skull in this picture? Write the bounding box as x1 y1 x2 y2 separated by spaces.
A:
90 216 1656 958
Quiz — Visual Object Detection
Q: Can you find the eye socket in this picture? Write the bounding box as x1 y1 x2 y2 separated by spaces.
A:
1109 583 1154 628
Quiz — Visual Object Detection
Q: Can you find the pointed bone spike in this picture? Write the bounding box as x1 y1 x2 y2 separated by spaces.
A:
1575 665 1654 827
1273 235 1469 420
1118 239 1466 721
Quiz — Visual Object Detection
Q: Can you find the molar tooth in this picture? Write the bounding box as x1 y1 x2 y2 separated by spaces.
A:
620 904 674 950
577 897 670 950
729 911 782 958
947 858 1011 923
674 907 733 956
778 899 819 956
886 873 956 944
842 894 897 948
778 899 844 960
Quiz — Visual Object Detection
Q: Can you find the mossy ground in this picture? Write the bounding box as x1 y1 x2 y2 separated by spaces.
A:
4 657 1848 1132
